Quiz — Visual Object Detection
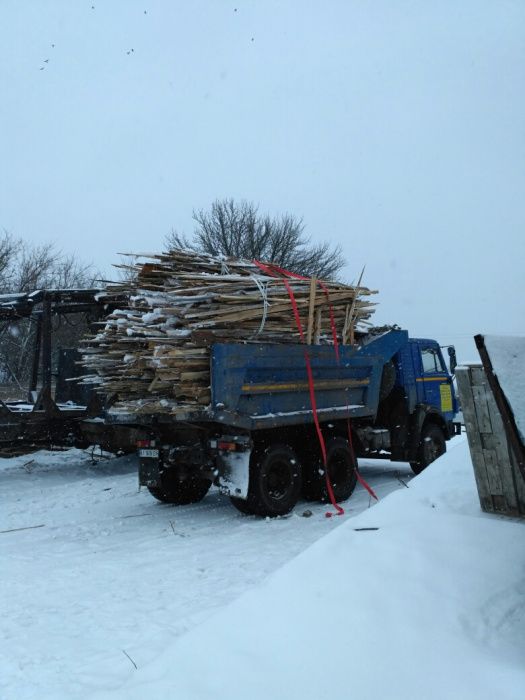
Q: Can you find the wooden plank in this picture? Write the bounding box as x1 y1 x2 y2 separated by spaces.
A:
456 365 524 518
345 266 365 346
475 334 525 482
471 385 493 433
81 248 377 415
470 366 487 387
313 308 322 345
455 368 492 506
341 305 350 346
510 449 525 515
306 277 317 345
486 390 519 511
482 449 504 496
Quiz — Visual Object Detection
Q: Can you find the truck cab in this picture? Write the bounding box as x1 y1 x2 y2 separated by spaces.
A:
371 337 459 473
398 338 458 421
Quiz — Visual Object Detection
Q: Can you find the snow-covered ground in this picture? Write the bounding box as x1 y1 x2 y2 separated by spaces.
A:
1 446 414 700
2 437 524 699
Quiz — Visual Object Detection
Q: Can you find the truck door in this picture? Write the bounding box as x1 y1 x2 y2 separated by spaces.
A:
418 344 454 417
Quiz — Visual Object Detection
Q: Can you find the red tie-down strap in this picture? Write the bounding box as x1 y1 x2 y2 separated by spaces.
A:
253 261 340 361
304 353 344 516
346 418 378 502
253 259 343 516
252 260 379 512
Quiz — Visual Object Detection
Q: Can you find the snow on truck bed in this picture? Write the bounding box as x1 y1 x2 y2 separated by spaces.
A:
2 438 524 700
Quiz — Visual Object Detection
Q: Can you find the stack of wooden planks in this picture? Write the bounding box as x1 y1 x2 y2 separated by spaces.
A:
81 249 377 415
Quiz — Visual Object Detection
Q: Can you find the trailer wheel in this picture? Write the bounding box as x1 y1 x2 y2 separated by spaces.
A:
302 437 357 503
231 444 302 517
147 471 211 505
410 423 446 475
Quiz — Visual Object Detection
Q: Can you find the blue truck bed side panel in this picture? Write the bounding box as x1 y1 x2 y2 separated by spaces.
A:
210 329 409 430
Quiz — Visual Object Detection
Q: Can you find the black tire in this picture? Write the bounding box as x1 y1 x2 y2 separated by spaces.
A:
410 423 446 475
232 444 302 517
230 496 256 515
147 470 211 505
302 437 357 503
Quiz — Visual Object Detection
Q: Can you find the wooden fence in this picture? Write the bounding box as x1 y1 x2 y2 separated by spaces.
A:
456 364 525 518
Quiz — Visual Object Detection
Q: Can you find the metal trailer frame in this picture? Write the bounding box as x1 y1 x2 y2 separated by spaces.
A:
0 289 119 453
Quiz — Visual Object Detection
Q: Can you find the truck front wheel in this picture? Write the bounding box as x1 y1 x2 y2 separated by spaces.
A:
231 444 302 517
410 423 446 475
147 470 211 505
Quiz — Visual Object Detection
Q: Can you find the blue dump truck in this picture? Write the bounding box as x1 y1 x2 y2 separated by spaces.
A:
111 328 459 517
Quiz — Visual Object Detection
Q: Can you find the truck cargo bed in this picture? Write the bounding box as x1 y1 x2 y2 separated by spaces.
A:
108 329 409 430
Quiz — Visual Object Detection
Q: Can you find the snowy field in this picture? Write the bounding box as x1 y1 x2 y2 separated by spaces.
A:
2 437 524 699
1 445 415 700
91 436 525 700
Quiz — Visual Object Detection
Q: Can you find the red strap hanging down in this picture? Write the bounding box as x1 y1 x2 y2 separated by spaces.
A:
316 279 340 363
269 262 376 503
253 261 340 361
346 418 378 502
253 260 306 343
253 259 343 516
304 353 343 515
253 260 378 508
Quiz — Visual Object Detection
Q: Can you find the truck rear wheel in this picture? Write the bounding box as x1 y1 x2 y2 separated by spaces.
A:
230 444 302 517
302 437 357 503
229 495 255 515
147 470 211 505
410 423 446 475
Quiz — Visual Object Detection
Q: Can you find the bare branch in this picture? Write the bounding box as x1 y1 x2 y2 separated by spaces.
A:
178 199 345 280
0 235 97 390
0 231 21 292
165 229 197 252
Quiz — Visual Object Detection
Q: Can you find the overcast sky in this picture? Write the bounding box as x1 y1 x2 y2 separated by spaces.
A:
1 0 523 361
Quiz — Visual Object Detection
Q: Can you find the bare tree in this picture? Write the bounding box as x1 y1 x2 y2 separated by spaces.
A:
14 241 57 292
166 199 345 279
0 236 98 394
0 231 20 292
47 253 96 289
0 237 97 294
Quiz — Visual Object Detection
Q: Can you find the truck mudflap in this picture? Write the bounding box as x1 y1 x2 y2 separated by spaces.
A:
138 440 213 488
210 435 252 500
450 420 462 436
137 445 161 487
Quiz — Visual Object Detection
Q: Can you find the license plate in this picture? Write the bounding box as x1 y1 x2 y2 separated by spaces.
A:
139 449 159 458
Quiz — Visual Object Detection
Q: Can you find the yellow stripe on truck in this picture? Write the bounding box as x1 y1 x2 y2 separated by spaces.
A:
241 378 369 394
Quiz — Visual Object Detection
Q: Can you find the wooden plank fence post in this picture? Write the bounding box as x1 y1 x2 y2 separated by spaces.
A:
456 364 525 518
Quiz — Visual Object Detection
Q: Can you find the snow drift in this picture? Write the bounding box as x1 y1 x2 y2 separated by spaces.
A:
92 438 525 700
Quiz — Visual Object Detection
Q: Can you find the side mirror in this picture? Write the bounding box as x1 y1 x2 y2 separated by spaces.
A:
447 346 457 375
